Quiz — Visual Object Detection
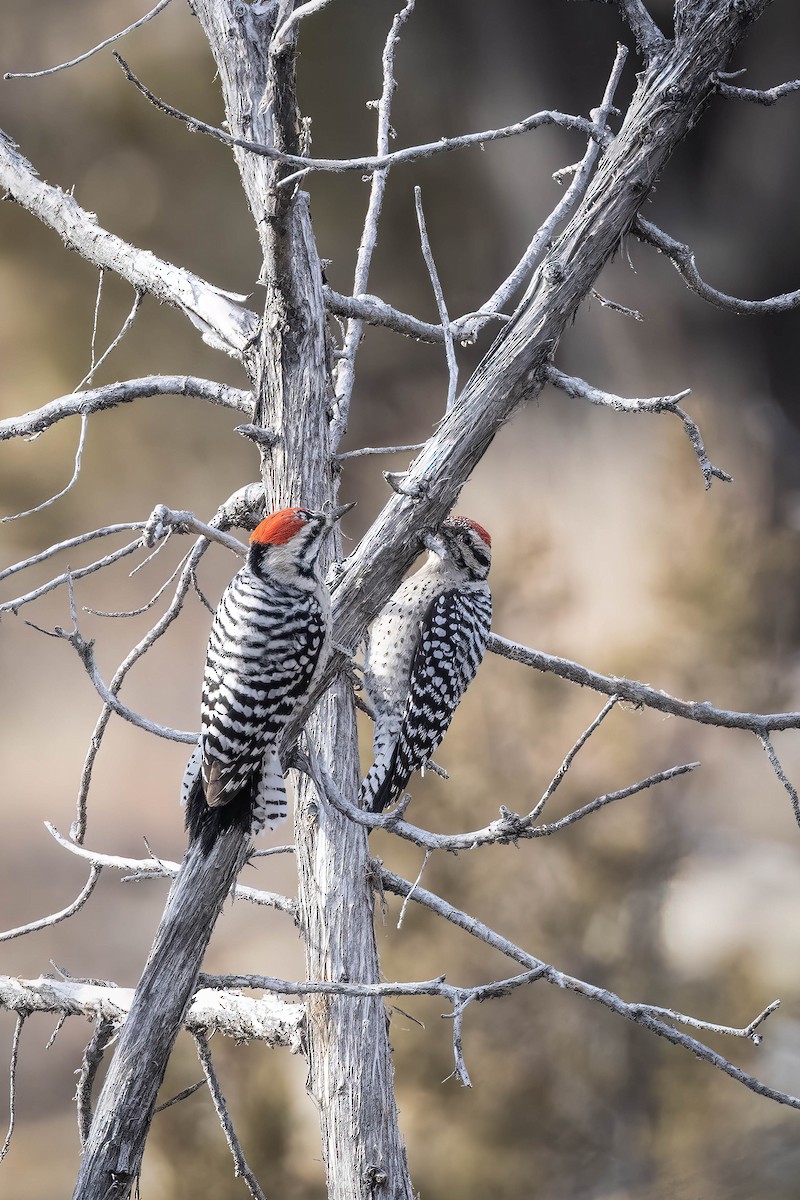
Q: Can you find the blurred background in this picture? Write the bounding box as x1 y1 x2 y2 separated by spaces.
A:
2 1 800 1196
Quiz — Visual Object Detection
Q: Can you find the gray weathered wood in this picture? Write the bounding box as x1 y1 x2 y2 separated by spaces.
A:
68 4 775 1199
71 829 251 1198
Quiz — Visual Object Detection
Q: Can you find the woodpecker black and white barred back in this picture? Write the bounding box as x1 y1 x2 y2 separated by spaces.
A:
360 516 492 813
182 503 352 851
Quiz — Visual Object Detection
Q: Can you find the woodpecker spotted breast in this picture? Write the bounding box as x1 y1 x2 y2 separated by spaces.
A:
360 516 492 813
182 503 353 851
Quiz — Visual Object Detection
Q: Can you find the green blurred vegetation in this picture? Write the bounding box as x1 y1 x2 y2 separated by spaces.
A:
3 2 800 1198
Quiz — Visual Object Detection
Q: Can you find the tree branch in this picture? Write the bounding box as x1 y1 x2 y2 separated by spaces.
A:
45 823 297 917
331 0 415 439
193 1034 269 1200
759 734 800 830
544 364 731 488
377 868 800 1111
455 42 629 345
76 1019 116 1148
487 633 800 733
0 1015 24 1162
0 132 259 356
0 865 102 942
0 976 303 1048
635 215 800 314
615 0 667 59
308 751 697 853
414 185 458 412
4 0 175 80
715 76 800 106
113 52 608 174
0 377 252 441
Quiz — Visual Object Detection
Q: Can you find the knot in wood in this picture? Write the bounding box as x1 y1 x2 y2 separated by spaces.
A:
542 256 565 286
364 1163 389 1194
664 84 688 104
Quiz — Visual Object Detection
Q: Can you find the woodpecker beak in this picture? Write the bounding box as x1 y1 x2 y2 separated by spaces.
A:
327 501 356 523
423 531 447 558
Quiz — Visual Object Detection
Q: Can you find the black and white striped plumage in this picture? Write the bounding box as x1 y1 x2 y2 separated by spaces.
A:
360 516 492 813
182 504 351 851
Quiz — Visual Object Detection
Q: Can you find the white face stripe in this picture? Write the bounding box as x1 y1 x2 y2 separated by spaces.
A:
445 525 491 580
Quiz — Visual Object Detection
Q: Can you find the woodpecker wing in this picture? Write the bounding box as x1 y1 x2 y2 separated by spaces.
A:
368 585 492 811
199 573 327 806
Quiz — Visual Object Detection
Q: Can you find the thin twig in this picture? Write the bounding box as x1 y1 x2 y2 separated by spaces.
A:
415 186 458 412
544 365 731 488
76 1018 116 1147
0 524 142 584
454 43 628 343
630 999 781 1045
0 539 143 611
635 215 800 314
336 442 426 462
590 289 643 320
74 290 144 394
332 0 415 441
4 0 174 80
0 865 102 942
272 0 338 53
530 764 699 837
304 741 696 853
715 76 800 106
378 867 798 1111
113 53 607 173
487 632 800 733
153 1080 206 1114
1 290 144 525
0 1015 24 1162
72 542 206 840
85 551 190 619
530 695 619 822
1 412 88 524
397 849 431 929
193 1034 268 1200
46 824 296 916
26 595 197 744
89 270 104 382
45 1013 69 1051
759 735 800 830
615 0 667 59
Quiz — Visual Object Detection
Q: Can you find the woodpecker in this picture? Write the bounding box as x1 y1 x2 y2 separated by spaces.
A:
182 503 353 851
360 516 492 813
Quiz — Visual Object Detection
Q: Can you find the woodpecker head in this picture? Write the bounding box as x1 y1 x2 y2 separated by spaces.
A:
425 515 491 582
247 503 355 583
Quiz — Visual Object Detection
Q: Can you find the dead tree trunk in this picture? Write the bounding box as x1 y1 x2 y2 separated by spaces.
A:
64 3 777 1199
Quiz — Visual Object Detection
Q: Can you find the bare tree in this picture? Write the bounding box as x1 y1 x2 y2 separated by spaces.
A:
2 2 800 1198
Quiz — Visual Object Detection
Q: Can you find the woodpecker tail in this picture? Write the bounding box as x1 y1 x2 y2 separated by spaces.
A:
182 745 288 854
360 717 404 813
251 747 288 832
183 771 256 853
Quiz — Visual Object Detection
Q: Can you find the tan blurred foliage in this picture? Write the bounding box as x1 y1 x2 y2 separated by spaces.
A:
3 1 800 1197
